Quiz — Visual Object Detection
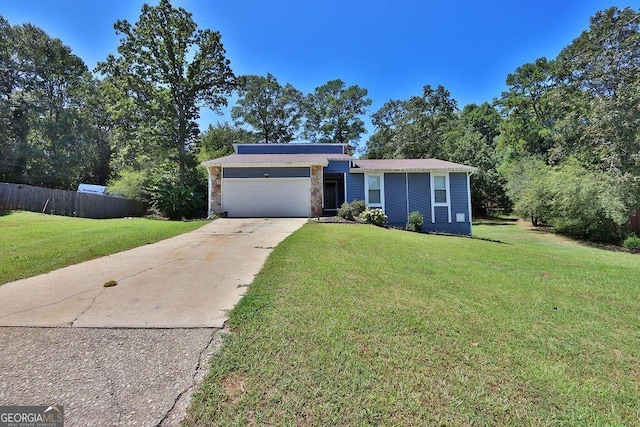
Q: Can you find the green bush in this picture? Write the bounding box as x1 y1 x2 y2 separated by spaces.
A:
623 234 640 250
360 208 387 227
337 200 366 220
152 182 204 220
406 211 424 232
504 157 632 243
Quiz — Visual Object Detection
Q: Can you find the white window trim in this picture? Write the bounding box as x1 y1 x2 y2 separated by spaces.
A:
364 173 385 211
467 172 473 234
430 173 451 223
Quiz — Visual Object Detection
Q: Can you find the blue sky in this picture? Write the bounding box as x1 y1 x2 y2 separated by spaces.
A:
3 0 640 138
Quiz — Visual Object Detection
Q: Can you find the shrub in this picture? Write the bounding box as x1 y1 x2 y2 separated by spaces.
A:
360 208 387 227
623 234 640 250
152 182 204 220
406 211 424 232
337 200 366 220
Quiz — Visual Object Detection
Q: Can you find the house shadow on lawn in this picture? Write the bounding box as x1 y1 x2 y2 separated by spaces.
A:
473 217 519 227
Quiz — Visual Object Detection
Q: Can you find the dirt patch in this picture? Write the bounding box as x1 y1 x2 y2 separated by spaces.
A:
221 372 247 403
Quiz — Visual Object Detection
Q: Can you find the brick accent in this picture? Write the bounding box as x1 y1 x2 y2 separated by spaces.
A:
310 165 323 217
208 166 222 217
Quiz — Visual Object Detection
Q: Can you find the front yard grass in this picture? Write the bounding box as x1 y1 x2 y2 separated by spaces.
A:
186 220 640 425
0 211 206 285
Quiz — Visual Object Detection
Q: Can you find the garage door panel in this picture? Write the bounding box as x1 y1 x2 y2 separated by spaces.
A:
223 178 311 217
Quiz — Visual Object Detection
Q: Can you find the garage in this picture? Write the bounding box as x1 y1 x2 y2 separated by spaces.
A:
222 178 311 217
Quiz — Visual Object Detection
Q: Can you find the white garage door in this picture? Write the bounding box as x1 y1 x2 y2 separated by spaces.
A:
222 178 311 217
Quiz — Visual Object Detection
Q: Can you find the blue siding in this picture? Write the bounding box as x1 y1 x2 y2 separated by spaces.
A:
236 143 345 154
223 167 310 178
324 160 350 174
408 173 431 223
384 174 408 227
343 169 472 235
427 172 471 235
346 173 364 202
434 206 449 223
450 173 469 221
433 172 471 235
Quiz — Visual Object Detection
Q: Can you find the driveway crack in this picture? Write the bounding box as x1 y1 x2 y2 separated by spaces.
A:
66 288 105 327
0 288 99 320
157 328 222 426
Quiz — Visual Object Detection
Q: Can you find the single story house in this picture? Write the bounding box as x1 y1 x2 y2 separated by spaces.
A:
202 143 477 235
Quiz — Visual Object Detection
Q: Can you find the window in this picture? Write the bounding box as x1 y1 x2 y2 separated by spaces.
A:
365 174 383 207
430 173 451 224
433 175 447 204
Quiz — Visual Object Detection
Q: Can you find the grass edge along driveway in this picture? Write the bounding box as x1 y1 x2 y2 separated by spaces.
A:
186 220 640 426
0 211 207 285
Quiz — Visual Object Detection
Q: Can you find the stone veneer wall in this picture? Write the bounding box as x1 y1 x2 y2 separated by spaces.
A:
208 166 222 217
310 165 323 217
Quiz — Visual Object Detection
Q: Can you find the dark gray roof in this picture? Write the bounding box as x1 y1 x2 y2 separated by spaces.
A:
352 159 476 173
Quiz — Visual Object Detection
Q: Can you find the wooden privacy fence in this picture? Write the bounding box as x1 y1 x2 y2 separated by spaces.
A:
0 183 148 219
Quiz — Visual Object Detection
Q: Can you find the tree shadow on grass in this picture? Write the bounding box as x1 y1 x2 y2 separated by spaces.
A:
528 224 639 255
0 211 12 217
473 217 519 227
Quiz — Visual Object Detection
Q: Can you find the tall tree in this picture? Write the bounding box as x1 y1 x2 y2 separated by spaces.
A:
497 57 561 162
556 6 640 175
231 73 303 143
97 0 235 182
0 17 101 188
303 79 372 146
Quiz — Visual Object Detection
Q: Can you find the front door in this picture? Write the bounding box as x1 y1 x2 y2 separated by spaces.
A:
324 180 338 210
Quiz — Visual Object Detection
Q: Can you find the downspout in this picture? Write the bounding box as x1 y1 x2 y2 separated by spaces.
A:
207 167 212 219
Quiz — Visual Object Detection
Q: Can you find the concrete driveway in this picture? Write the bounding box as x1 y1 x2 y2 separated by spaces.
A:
0 218 307 328
0 217 306 426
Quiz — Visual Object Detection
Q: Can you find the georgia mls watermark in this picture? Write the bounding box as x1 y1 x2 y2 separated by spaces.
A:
0 406 63 427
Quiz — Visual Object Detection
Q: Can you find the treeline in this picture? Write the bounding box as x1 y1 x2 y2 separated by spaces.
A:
1 2 639 242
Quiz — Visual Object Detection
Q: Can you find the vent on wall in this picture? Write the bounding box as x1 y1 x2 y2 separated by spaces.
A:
456 213 466 222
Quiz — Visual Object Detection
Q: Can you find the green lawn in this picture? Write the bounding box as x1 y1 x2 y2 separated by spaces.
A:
186 219 640 426
0 211 206 285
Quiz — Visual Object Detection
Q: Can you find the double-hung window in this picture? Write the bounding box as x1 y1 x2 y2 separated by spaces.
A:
365 174 383 208
433 175 448 204
431 173 451 223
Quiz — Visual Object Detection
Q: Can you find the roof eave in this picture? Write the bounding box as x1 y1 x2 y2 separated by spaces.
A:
349 167 477 173
202 160 329 168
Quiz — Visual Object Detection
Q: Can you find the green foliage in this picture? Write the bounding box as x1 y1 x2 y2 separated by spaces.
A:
360 207 387 227
0 17 106 189
406 211 424 232
504 158 630 242
197 123 257 161
337 199 366 220
231 73 303 143
623 234 640 250
152 181 203 220
107 169 149 201
303 79 372 147
548 161 628 242
502 156 553 226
